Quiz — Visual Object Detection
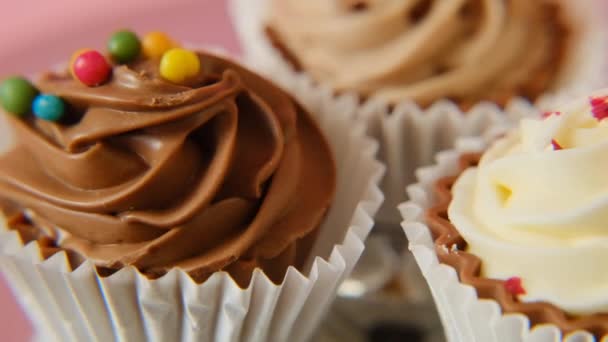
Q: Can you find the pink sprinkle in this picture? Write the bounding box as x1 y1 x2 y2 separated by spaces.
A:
590 96 608 121
590 96 606 106
542 111 561 119
551 139 562 150
505 277 526 296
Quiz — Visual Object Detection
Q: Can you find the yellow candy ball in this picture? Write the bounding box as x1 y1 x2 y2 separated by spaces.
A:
142 32 178 59
160 48 201 83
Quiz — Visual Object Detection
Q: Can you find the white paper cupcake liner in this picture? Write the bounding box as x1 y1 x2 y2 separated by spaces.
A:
0 50 385 342
398 137 599 342
229 0 608 226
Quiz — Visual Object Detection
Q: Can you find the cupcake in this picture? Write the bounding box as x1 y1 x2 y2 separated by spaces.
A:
400 90 608 341
231 0 606 224
0 30 384 341
266 0 573 107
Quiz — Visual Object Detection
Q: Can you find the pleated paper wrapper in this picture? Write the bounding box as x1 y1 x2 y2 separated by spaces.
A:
398 137 600 342
229 0 608 225
0 50 385 342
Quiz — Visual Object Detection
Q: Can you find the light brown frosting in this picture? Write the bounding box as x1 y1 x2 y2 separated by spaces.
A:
268 0 569 106
0 52 336 286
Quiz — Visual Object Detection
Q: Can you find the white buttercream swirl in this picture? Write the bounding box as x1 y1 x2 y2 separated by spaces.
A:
268 0 568 105
449 89 608 315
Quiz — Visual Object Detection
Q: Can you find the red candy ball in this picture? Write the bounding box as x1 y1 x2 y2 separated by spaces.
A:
72 50 111 87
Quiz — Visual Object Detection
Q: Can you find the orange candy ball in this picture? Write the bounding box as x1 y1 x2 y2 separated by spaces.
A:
142 32 179 59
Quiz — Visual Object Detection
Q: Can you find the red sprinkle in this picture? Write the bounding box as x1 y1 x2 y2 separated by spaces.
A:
542 111 561 119
590 96 608 121
504 277 526 296
551 139 562 150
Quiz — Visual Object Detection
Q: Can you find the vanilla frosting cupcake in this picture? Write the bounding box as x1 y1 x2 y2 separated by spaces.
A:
266 0 572 107
401 90 608 340
450 94 608 315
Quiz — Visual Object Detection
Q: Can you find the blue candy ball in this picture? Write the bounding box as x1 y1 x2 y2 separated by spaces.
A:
33 94 65 121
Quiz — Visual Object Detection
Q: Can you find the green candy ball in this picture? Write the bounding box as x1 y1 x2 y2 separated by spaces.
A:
108 30 141 63
0 77 38 116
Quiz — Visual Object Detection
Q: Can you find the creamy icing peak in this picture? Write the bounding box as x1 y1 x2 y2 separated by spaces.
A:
268 0 568 106
0 52 336 286
449 89 608 315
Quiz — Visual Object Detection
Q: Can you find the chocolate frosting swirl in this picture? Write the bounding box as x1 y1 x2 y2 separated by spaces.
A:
267 0 570 107
0 52 336 286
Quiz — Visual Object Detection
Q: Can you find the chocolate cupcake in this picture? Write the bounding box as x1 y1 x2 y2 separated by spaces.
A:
266 0 572 108
400 90 608 341
231 0 607 224
0 31 384 342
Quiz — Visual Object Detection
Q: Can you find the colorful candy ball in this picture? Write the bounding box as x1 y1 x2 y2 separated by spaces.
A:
33 94 65 121
70 48 93 78
142 32 178 59
72 50 112 87
160 48 201 83
108 30 141 63
0 77 38 116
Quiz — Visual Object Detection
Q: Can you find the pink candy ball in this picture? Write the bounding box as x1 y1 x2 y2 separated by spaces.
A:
72 50 111 87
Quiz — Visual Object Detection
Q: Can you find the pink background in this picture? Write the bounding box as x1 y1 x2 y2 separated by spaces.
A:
0 1 239 340
3 1 608 341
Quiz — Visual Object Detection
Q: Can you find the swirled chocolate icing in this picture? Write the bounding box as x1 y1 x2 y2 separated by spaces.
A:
267 0 570 107
0 52 336 286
